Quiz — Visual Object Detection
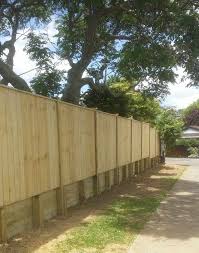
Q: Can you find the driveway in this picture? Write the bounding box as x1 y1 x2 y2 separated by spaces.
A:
128 158 199 253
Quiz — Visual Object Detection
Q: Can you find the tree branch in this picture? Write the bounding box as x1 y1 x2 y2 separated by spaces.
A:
0 59 31 92
81 77 100 91
110 35 132 40
78 3 98 70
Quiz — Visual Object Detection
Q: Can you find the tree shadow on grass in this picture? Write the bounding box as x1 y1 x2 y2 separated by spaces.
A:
2 162 199 252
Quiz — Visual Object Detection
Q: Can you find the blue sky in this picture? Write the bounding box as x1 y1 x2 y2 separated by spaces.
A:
12 23 199 109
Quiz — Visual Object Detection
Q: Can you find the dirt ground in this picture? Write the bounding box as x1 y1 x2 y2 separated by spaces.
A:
0 165 184 253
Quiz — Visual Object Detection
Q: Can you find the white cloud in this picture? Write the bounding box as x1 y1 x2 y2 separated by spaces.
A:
162 68 199 109
162 83 199 109
11 25 199 108
13 36 37 83
13 21 70 84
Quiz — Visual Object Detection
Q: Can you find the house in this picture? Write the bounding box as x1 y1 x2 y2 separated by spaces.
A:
181 125 199 139
167 126 199 157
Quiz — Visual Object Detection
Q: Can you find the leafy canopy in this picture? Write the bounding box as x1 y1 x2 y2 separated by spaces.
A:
118 0 199 97
156 108 183 148
176 138 199 148
83 80 160 124
0 0 198 104
183 99 199 126
24 0 199 102
0 0 55 90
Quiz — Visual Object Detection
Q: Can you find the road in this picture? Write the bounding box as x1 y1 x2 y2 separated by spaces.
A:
128 158 199 253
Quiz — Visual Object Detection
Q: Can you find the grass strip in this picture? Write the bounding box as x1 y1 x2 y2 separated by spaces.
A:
56 169 183 253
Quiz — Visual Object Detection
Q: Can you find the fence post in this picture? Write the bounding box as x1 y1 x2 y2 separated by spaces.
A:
32 195 43 229
140 122 143 174
132 162 135 176
56 101 67 216
129 117 133 179
105 171 110 190
122 165 127 181
0 208 7 242
114 114 119 185
93 110 99 196
78 180 85 203
149 126 151 169
149 127 152 169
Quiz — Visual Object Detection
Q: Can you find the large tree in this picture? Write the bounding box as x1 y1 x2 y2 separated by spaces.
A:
0 0 53 91
1 0 199 104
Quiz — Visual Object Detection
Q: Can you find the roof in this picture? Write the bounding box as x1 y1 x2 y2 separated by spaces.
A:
189 125 199 130
181 126 199 139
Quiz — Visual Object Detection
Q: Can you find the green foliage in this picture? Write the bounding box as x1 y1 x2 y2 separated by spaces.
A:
1 0 199 103
25 33 54 68
127 91 161 124
176 138 199 148
156 108 183 148
83 80 160 124
176 139 199 158
23 0 199 101
183 99 199 126
0 1 55 90
30 70 64 98
82 82 130 117
117 0 199 97
55 1 118 65
0 0 52 34
25 32 66 97
187 147 199 158
184 100 199 115
118 43 176 98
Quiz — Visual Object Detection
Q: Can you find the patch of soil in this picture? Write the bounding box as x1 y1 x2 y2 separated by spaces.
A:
0 164 184 253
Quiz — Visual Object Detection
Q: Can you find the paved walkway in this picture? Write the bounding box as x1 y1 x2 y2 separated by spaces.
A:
128 158 199 253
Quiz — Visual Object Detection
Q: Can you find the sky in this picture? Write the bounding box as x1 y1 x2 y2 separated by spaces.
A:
162 83 199 109
11 24 199 110
161 67 199 109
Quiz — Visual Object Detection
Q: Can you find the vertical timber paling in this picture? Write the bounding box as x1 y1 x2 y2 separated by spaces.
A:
115 114 119 185
148 126 151 169
93 110 98 196
129 117 133 179
140 122 143 173
56 101 67 216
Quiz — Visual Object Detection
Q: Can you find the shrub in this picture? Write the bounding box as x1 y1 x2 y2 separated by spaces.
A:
187 147 199 158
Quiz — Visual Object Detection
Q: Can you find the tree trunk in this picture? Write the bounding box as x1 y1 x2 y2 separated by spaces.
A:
62 7 98 104
62 66 83 104
0 59 31 92
1 16 19 86
62 81 81 104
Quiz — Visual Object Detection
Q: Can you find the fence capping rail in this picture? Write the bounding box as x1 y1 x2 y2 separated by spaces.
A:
0 84 160 241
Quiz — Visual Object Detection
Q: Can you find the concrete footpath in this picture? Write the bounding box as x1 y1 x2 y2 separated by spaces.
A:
128 158 199 253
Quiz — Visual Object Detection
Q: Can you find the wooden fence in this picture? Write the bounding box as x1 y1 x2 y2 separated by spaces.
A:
96 111 117 173
0 85 160 241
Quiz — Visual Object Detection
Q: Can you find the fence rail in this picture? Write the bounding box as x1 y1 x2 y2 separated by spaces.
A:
0 85 160 207
0 85 160 241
